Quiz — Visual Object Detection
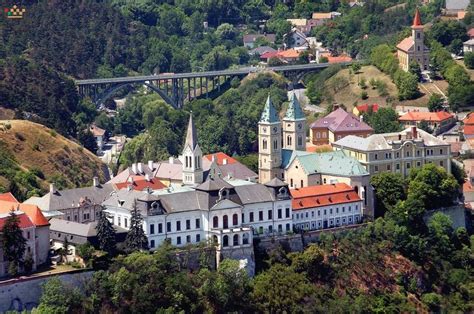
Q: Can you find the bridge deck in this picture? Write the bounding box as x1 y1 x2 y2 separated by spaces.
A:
75 62 353 85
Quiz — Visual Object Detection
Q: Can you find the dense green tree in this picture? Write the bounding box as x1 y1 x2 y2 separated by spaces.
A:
35 278 84 314
365 107 401 133
395 70 420 100
409 61 422 82
427 93 444 112
125 200 149 252
370 172 406 217
465 52 474 69
429 20 468 47
77 130 98 153
252 264 316 313
96 209 117 255
1 211 26 276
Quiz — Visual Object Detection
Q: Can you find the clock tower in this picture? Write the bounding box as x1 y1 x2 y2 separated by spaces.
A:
258 95 282 184
283 92 306 151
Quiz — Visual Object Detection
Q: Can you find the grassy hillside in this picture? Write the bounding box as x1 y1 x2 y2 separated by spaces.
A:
319 65 448 110
0 120 107 200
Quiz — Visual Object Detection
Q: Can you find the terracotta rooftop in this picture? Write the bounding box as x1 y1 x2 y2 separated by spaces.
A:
310 108 373 132
204 152 237 165
463 112 474 125
463 125 474 135
290 183 361 210
468 28 474 38
399 111 454 122
0 212 35 230
356 103 379 113
412 8 422 27
114 176 166 191
397 37 414 52
320 53 352 63
0 200 50 227
0 192 18 203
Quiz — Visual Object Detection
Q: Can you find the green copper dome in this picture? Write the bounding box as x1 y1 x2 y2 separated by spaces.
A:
284 92 305 120
260 94 280 123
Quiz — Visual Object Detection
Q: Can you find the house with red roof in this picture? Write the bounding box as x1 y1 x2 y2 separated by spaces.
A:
352 103 379 117
468 28 474 39
396 9 430 72
114 175 167 192
399 111 455 135
290 183 363 230
0 192 18 203
0 199 50 276
310 107 374 145
319 52 352 64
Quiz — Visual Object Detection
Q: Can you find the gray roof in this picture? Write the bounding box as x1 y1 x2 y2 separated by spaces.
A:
25 184 114 212
333 128 449 151
195 176 233 191
234 184 275 204
102 189 147 209
49 218 126 238
264 177 288 188
464 39 474 46
446 0 469 10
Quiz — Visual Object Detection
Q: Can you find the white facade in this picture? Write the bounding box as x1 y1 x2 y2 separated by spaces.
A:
293 201 363 230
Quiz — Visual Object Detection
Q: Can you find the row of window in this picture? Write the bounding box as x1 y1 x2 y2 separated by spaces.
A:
293 205 359 220
212 208 291 229
150 234 202 248
150 218 201 234
294 215 360 230
254 223 291 235
373 148 444 160
373 160 444 173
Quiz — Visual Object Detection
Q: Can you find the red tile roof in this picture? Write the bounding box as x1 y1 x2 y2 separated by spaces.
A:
204 152 237 165
0 201 49 227
320 53 352 63
468 28 474 38
399 111 454 122
463 181 474 193
260 51 279 60
0 212 35 230
356 103 379 113
114 176 166 191
397 37 414 52
463 113 474 125
464 125 474 135
0 192 18 203
290 183 361 210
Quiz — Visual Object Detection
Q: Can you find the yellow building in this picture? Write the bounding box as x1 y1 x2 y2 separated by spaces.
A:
396 9 430 72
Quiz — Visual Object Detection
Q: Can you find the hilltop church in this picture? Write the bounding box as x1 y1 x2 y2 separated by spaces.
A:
396 8 430 72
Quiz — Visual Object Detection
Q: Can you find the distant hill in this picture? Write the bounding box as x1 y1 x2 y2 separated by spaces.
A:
0 120 108 201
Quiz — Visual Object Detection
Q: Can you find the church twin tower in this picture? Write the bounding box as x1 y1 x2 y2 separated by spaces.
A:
258 93 306 183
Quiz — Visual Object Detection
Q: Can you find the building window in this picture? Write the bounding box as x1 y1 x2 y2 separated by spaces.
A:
176 221 181 231
290 179 293 187
324 209 327 215
268 210 273 220
273 139 278 150
233 234 239 246
117 216 121 227
150 240 155 248
186 235 191 243
27 231 30 239
167 222 171 232
440 149 443 155
417 150 420 156
278 208 282 219
242 213 245 223
298 136 302 146
195 218 200 229
407 163 411 169
262 139 267 150
317 132 321 138
158 223 163 233
150 224 155 235
177 237 181 245
396 163 400 170
300 180 303 188
223 235 229 247
440 160 444 167
186 220 191 230
417 161 421 167
287 135 292 146
318 210 321 217
286 223 290 231
124 218 128 228
374 153 378 160
250 212 254 222
233 213 238 226
213 216 218 228
387 164 391 171
348 206 351 212
374 165 378 173
396 152 400 158
223 215 229 228
406 151 410 157
259 211 263 221
196 234 201 242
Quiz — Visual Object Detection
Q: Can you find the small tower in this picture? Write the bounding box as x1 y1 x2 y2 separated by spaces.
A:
283 92 306 151
258 95 282 183
181 112 203 185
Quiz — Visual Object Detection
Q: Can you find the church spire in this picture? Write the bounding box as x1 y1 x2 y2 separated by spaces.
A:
184 111 198 150
260 94 279 123
412 8 422 28
284 92 305 120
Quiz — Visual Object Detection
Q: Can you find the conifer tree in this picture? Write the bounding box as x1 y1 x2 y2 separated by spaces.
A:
1 210 26 276
125 199 149 252
95 208 116 254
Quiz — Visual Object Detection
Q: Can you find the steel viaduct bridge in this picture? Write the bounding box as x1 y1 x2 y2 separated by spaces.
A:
75 62 352 109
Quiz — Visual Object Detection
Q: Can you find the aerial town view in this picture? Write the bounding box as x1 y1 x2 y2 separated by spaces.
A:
0 0 473 312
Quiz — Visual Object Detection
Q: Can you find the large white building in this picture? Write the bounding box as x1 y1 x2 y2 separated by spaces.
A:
103 115 293 251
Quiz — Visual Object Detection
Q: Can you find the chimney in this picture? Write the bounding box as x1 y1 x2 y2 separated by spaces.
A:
148 160 154 170
137 162 143 174
145 174 151 182
223 158 228 165
412 126 417 139
131 163 137 174
49 183 56 194
359 115 363 122
92 177 100 187
169 157 174 164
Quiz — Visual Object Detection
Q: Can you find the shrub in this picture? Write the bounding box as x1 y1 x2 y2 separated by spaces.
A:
360 91 368 100
465 52 474 69
14 132 25 141
421 293 442 311
49 130 57 137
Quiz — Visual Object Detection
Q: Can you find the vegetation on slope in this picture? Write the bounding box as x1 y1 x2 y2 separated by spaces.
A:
0 120 107 201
